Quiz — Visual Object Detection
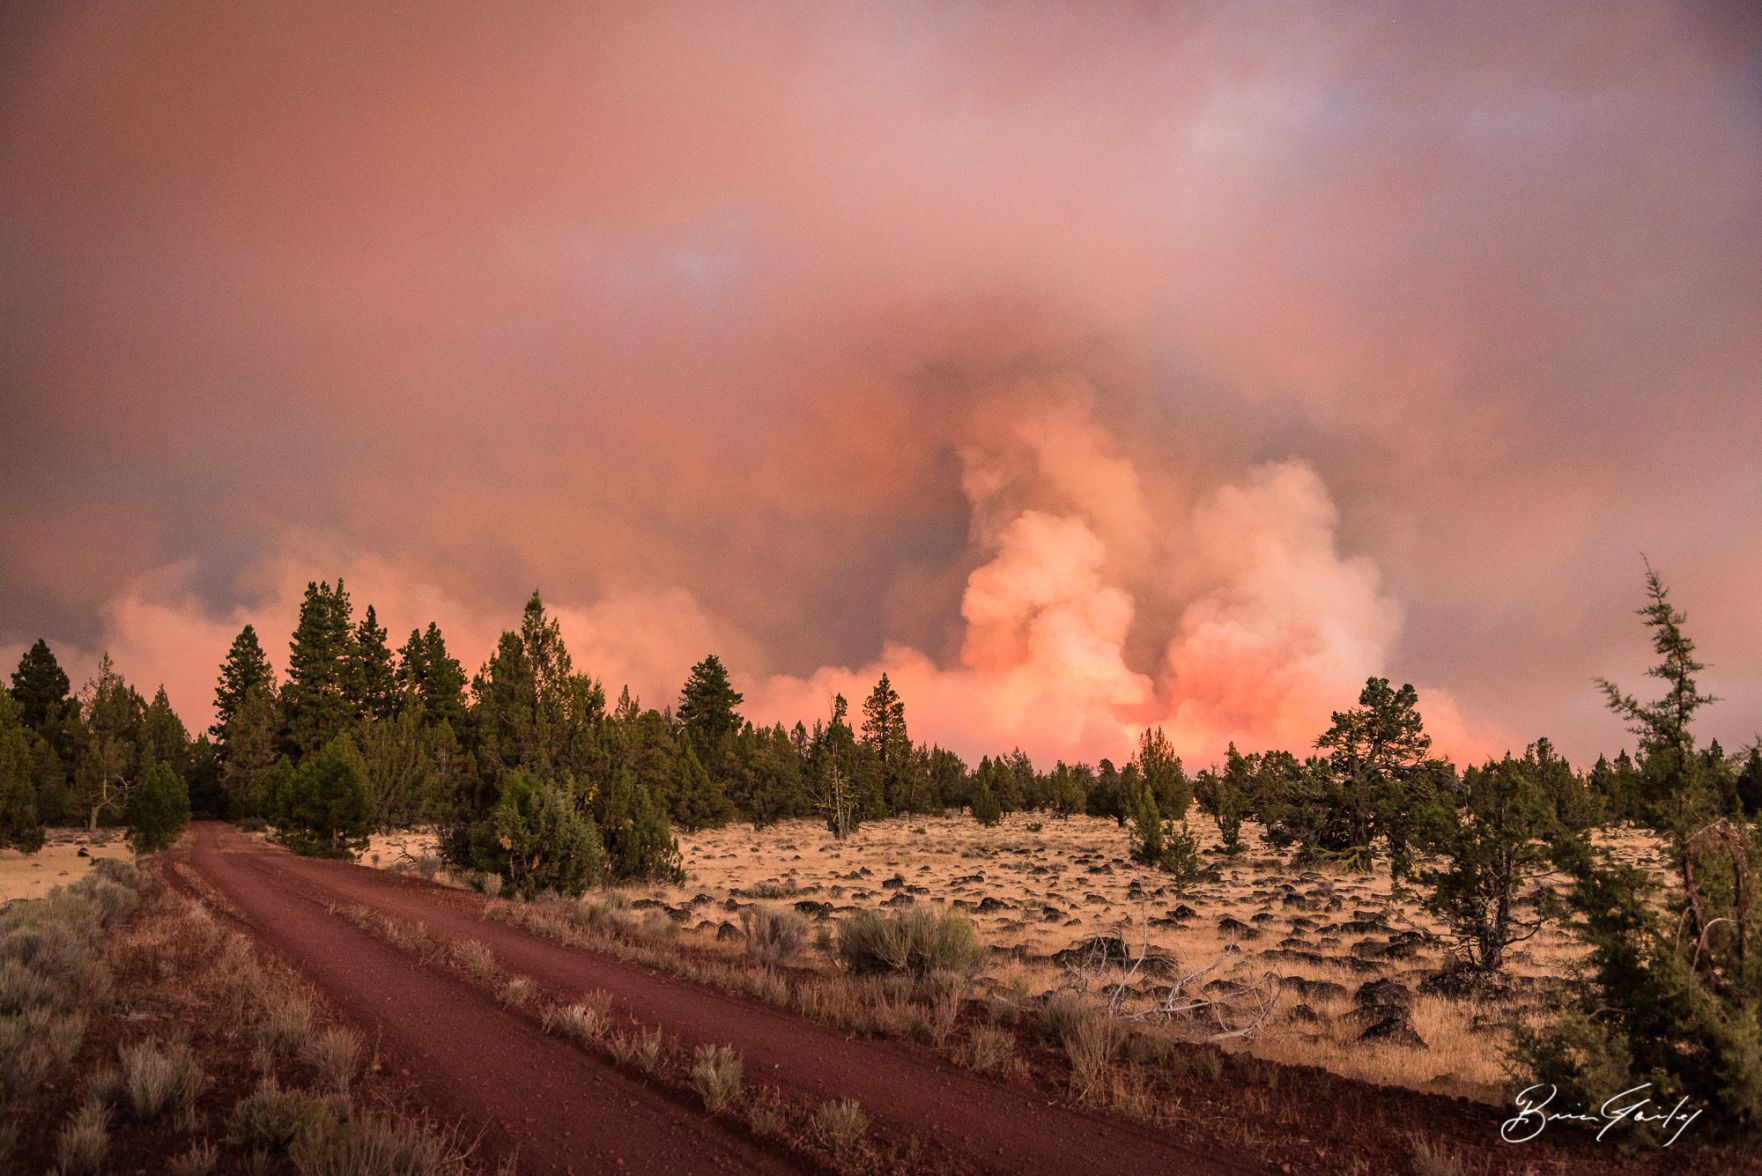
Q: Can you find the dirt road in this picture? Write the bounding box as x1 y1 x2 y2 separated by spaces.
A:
174 822 1250 1175
169 825 801 1174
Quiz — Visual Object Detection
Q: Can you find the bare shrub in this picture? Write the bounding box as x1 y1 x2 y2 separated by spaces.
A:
837 908 986 978
55 1099 109 1176
810 1098 868 1156
740 905 808 965
121 1038 206 1121
690 1043 743 1112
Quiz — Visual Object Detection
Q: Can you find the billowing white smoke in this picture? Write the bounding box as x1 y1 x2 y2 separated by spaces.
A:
45 381 1494 766
747 379 1424 764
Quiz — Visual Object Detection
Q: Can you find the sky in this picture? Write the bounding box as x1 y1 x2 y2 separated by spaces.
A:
2 2 1759 769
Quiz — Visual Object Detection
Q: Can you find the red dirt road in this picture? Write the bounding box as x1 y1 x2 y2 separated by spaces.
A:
169 825 800 1175
177 823 1251 1175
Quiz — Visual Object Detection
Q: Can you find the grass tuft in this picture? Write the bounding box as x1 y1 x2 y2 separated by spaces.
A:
689 1043 743 1113
810 1098 869 1156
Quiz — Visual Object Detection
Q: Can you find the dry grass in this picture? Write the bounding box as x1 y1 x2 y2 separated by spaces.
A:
55 1099 109 1176
301 1025 363 1093
809 1098 868 1156
689 1043 743 1113
120 1038 206 1121
0 828 133 904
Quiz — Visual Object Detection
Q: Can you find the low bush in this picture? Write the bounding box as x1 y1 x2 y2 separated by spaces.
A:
836 908 986 978
740 905 808 965
229 1084 337 1155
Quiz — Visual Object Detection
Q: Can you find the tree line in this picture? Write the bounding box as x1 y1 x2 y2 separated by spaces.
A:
0 567 1756 1135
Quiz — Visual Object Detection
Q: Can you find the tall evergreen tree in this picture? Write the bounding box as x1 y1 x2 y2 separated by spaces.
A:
0 693 46 852
138 687 191 783
212 625 275 747
73 653 146 830
397 623 467 729
676 654 743 751
220 684 281 819
1134 726 1191 820
352 604 398 722
282 580 357 757
10 639 70 730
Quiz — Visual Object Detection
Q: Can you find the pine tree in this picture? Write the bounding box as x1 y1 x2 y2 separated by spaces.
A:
138 687 191 782
220 684 280 819
125 761 190 854
353 605 398 722
860 674 914 809
10 639 70 731
677 654 743 751
0 693 46 852
212 625 274 748
397 623 467 729
282 580 357 757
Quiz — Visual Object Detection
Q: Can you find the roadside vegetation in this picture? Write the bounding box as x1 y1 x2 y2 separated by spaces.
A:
0 862 487 1174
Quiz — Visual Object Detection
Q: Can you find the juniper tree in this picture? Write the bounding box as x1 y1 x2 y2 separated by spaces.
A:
1417 744 1582 975
266 733 373 858
968 770 1003 826
491 770 603 898
1134 727 1191 820
125 761 190 854
1517 567 1761 1141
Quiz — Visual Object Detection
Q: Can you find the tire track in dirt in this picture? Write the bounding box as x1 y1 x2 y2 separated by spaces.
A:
168 826 805 1175
184 824 1253 1175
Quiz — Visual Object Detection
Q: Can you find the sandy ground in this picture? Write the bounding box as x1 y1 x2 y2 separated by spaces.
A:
366 812 1665 1103
0 827 134 903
